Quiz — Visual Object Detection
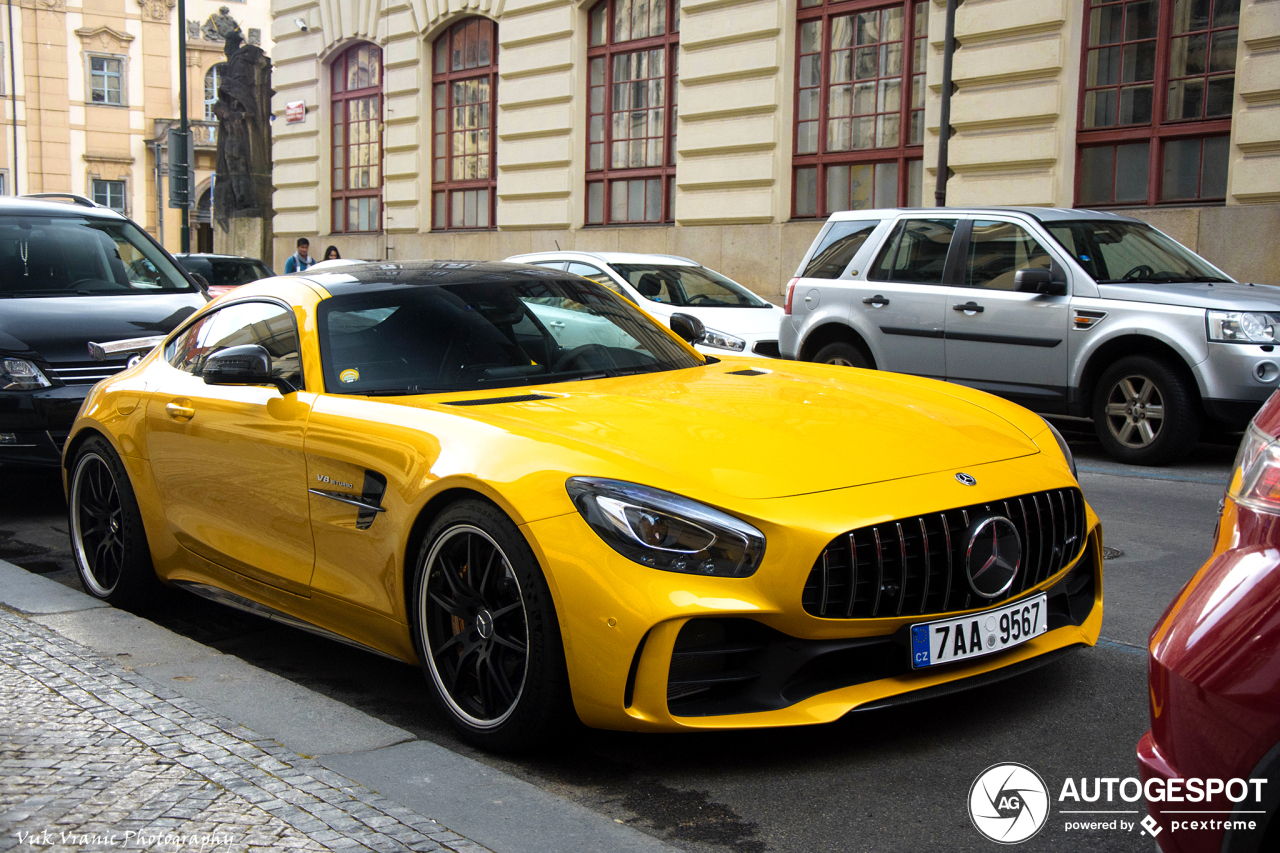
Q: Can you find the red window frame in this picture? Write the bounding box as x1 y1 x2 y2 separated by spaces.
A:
1075 0 1238 207
431 17 498 231
331 43 383 233
792 0 927 219
585 0 679 226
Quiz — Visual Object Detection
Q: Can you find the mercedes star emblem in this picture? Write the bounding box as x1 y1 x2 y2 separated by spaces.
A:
956 472 977 486
965 517 1022 599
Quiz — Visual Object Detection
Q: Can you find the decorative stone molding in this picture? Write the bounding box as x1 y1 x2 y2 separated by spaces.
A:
75 26 135 54
19 0 66 11
137 0 176 23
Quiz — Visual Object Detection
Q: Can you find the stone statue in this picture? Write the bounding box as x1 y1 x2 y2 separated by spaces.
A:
201 6 243 56
212 41 272 231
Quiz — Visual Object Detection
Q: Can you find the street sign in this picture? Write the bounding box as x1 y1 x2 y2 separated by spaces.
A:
167 128 194 209
285 100 306 123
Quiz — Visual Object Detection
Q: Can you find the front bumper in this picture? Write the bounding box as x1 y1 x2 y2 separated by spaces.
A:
524 458 1102 732
1194 343 1280 427
0 385 91 465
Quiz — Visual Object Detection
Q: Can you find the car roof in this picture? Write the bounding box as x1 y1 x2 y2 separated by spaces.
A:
506 250 699 266
0 195 129 220
824 206 1145 224
296 259 576 296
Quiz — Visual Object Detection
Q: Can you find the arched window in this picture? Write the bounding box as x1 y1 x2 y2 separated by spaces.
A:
331 43 383 233
792 1 928 218
204 63 226 122
585 0 679 225
432 18 499 230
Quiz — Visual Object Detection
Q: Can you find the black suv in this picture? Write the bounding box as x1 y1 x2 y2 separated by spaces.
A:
0 195 207 466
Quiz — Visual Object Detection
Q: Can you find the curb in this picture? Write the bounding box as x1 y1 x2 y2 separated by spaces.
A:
0 559 679 853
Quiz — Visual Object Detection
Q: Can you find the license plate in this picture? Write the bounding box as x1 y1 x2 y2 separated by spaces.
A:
909 594 1047 669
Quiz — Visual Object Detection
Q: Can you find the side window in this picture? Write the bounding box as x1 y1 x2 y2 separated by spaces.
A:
568 262 636 303
965 220 1054 290
164 302 304 389
868 219 957 284
801 219 880 279
531 261 566 270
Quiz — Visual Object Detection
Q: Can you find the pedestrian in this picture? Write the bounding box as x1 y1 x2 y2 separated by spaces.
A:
284 238 316 273
324 245 341 261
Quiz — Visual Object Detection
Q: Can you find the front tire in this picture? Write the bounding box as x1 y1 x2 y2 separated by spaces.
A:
411 500 572 751
68 435 160 606
1092 355 1201 465
813 341 870 369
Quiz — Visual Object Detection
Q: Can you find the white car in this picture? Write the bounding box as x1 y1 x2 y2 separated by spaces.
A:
505 251 784 358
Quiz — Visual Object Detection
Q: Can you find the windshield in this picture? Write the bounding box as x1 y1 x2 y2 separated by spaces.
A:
609 263 770 307
179 256 273 289
317 277 704 395
1045 220 1230 284
0 216 196 297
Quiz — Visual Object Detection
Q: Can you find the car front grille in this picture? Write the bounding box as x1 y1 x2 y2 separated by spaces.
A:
802 487 1086 619
752 340 781 358
47 361 126 386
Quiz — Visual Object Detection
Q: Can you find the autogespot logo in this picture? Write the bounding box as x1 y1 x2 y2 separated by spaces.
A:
969 763 1050 844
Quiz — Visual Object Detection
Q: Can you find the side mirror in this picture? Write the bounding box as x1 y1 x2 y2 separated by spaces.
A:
1014 268 1067 296
669 312 705 345
202 345 294 394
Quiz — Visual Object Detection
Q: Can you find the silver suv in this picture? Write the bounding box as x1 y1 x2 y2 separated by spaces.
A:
780 207 1280 465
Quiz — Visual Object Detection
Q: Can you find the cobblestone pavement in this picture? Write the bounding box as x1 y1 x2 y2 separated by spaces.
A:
0 608 490 853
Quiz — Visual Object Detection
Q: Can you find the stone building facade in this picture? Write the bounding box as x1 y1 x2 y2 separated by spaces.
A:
268 0 1280 296
1 0 271 252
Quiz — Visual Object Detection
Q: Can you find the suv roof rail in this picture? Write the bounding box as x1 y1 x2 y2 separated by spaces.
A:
20 192 100 208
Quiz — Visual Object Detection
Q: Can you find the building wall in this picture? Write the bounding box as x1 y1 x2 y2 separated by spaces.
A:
270 0 1280 295
2 0 272 253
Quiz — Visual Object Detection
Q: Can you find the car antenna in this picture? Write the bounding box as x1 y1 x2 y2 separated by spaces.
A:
555 240 561 250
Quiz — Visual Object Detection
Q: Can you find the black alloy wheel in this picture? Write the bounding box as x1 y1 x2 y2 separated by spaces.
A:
413 500 571 750
68 435 159 606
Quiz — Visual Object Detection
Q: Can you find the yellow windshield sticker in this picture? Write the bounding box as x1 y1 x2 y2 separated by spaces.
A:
339 368 360 384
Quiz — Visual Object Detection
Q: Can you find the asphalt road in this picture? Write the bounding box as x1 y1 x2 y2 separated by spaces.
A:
0 427 1237 853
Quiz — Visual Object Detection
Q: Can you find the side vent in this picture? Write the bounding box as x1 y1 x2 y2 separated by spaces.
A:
726 369 770 376
443 394 556 406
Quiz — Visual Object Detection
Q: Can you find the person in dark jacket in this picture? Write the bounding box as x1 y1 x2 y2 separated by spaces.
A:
283 238 316 273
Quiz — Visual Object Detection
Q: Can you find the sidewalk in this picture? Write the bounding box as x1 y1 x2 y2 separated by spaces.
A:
0 560 678 853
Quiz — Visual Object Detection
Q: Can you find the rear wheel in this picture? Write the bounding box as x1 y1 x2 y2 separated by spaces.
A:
1092 355 1201 465
411 500 572 751
68 436 160 606
813 341 870 369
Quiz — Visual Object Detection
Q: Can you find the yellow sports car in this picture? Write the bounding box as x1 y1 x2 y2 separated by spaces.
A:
65 261 1102 750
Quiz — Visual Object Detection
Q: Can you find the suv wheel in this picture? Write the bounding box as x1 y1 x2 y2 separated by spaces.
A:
813 341 870 369
1092 355 1201 465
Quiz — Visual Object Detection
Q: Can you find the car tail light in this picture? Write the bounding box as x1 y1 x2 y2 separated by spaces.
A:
784 277 799 315
1228 423 1280 513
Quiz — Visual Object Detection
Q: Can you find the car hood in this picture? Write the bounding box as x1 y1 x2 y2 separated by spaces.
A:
0 294 204 364
1096 280 1280 311
401 363 1042 500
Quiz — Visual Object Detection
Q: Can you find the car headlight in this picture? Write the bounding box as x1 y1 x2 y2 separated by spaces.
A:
1207 310 1280 344
566 477 765 577
1043 419 1077 480
700 327 746 352
1 358 52 391
1227 422 1280 513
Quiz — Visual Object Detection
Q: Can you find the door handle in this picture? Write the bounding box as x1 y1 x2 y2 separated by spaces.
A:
548 321 566 329
953 302 984 313
165 400 195 421
863 295 890 307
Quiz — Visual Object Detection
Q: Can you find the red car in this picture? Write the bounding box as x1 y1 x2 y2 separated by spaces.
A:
1138 392 1280 852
